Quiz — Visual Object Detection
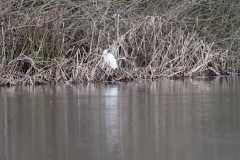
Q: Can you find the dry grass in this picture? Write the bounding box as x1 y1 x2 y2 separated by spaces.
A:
0 0 239 85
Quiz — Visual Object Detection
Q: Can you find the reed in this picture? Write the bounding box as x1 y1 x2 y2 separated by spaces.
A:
0 0 239 85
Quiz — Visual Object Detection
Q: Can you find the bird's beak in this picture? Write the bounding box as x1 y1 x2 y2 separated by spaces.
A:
92 54 103 57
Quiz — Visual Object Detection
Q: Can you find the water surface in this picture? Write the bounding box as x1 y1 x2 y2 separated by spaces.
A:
0 77 240 160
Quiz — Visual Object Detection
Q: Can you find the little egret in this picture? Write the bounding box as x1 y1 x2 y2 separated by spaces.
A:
103 50 118 69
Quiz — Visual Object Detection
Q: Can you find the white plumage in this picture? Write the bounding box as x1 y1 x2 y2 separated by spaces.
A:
102 50 118 69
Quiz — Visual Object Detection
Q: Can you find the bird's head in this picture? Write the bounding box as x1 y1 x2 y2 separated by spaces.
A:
103 50 108 55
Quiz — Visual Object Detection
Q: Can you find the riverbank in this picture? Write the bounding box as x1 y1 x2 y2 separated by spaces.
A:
0 0 239 85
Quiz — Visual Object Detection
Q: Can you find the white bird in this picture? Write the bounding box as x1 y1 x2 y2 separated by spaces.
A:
102 50 118 69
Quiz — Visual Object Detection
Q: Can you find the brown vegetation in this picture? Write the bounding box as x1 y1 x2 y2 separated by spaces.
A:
0 0 239 85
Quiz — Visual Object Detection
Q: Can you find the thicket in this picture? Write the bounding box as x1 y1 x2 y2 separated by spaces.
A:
0 0 239 85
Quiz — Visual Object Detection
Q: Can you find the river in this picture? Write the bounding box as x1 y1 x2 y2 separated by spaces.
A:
0 76 240 160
